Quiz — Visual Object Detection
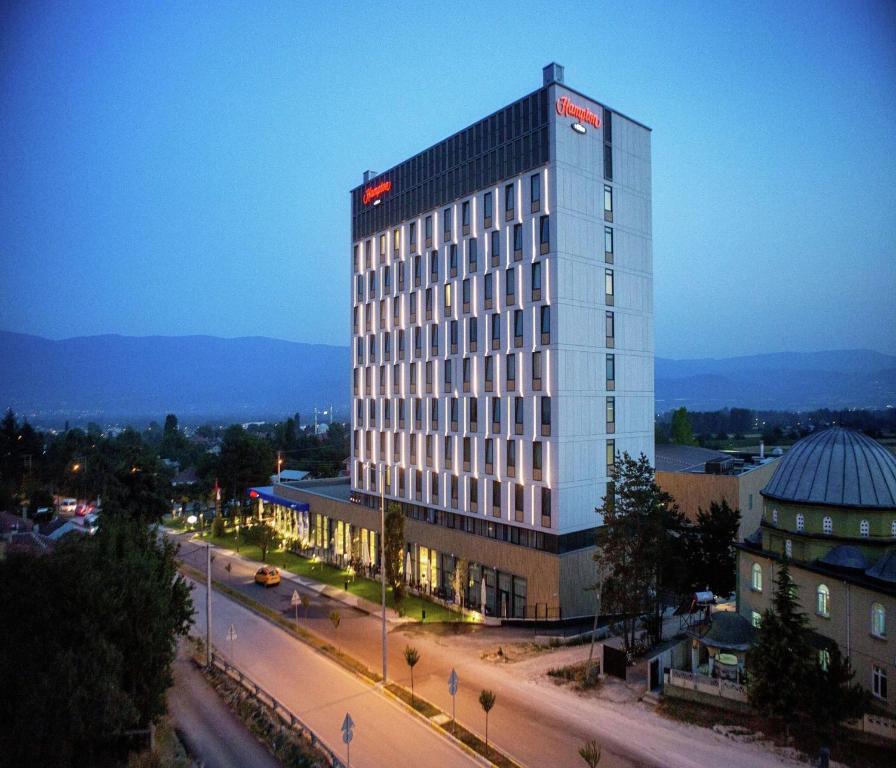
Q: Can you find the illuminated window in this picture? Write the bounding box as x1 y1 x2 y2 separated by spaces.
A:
823 516 833 535
785 539 793 559
860 519 870 537
892 520 896 536
751 611 761 628
796 513 805 532
816 584 830 617
872 603 886 638
603 185 613 214
605 268 614 299
818 649 830 671
751 563 762 592
772 508 778 525
606 396 615 427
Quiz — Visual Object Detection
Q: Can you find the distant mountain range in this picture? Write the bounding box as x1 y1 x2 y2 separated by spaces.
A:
1 330 894 424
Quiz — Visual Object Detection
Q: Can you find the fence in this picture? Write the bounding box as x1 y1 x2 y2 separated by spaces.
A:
209 651 345 767
845 712 896 742
665 668 748 703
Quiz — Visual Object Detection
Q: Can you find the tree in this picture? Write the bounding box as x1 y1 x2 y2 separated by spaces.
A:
478 689 496 757
746 560 814 733
805 643 869 744
688 500 741 597
579 740 602 767
598 453 686 650
586 547 608 683
384 502 406 604
244 521 278 562
0 514 192 766
453 558 469 609
670 407 695 445
404 645 420 705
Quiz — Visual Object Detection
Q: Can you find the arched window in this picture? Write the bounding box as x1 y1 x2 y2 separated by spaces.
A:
816 584 830 617
772 508 779 525
785 539 793 559
796 513 805 532
751 563 763 592
823 516 833 535
860 519 870 537
872 603 886 638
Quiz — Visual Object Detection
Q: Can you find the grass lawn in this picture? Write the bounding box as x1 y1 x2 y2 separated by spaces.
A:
191 525 473 623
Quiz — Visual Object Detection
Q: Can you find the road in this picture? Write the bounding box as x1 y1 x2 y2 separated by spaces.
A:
188 577 480 768
175 533 798 768
167 646 280 768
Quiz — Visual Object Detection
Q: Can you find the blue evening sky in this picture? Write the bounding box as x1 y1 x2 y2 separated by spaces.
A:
1 1 894 358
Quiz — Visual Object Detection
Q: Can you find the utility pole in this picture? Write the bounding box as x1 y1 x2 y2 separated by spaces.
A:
206 544 212 667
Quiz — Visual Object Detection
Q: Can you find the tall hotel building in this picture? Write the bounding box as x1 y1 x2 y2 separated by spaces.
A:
346 64 653 618
266 63 651 620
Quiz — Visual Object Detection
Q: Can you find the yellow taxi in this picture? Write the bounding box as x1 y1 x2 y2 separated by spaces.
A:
254 566 281 587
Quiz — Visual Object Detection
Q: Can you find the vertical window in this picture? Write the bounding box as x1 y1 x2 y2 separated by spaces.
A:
425 215 432 244
751 611 762 628
484 273 493 307
816 584 830 617
379 233 386 262
393 227 400 253
462 279 471 312
409 221 417 249
606 354 615 387
530 173 541 212
818 649 830 672
603 185 613 216
444 283 453 312
604 227 614 259
531 262 542 301
506 267 516 302
541 487 551 528
513 309 523 346
491 312 500 348
431 251 439 282
606 439 615 474
483 191 493 225
507 439 516 475
491 396 501 431
796 513 805 532
872 603 887 637
490 230 500 267
484 355 494 390
514 396 524 434
603 142 613 180
514 483 524 522
504 182 515 220
450 243 458 276
507 353 516 387
541 396 552 436
785 539 793 558
485 438 494 471
606 396 615 427
751 563 762 592
540 305 551 343
444 435 453 470
539 215 550 253
443 207 452 240
532 351 542 389
605 269 614 300
467 316 477 350
468 238 478 272
606 310 615 345
353 244 360 273
872 665 888 700
533 441 543 481
513 223 523 258
462 200 470 232
492 479 502 516
772 508 779 525
860 519 870 537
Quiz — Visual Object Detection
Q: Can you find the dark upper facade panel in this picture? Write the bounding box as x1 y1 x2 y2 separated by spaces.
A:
351 88 551 241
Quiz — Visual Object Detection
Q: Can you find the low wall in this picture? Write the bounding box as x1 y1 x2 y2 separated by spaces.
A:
664 669 751 713
845 712 896 743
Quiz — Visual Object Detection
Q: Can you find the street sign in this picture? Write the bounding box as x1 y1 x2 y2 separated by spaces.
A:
226 624 237 641
341 712 354 743
291 589 301 607
448 668 458 696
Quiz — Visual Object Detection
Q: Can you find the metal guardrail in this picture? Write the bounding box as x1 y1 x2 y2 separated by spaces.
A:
209 651 346 767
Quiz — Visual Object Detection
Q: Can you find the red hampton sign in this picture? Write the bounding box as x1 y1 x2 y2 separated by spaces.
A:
362 180 392 205
555 96 601 129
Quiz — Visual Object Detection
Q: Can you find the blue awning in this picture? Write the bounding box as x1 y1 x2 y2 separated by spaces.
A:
249 486 310 511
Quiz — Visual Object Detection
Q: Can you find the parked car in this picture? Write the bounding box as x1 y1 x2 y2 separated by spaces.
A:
254 566 281 587
58 498 77 515
82 513 100 535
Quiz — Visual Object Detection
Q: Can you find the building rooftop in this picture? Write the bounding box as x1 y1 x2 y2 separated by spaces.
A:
655 444 732 473
275 479 353 503
762 427 896 510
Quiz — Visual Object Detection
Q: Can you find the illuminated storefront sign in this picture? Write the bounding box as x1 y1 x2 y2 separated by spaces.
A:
362 179 392 205
555 96 601 129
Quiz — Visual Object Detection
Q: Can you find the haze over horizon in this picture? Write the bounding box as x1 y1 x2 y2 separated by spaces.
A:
2 2 895 358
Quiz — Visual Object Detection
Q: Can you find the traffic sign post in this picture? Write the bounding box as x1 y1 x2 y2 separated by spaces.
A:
226 623 237 664
341 712 354 767
291 589 301 627
448 668 458 733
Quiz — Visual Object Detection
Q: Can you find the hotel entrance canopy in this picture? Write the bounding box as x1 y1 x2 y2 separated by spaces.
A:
249 486 310 511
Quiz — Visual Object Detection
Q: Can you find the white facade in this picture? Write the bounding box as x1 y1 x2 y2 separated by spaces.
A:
351 67 653 543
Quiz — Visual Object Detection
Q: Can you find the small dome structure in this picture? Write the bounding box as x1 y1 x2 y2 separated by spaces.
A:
818 544 868 571
762 428 896 510
866 549 896 584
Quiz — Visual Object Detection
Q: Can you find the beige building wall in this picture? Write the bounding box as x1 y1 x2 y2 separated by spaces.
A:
656 459 778 540
737 550 895 714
